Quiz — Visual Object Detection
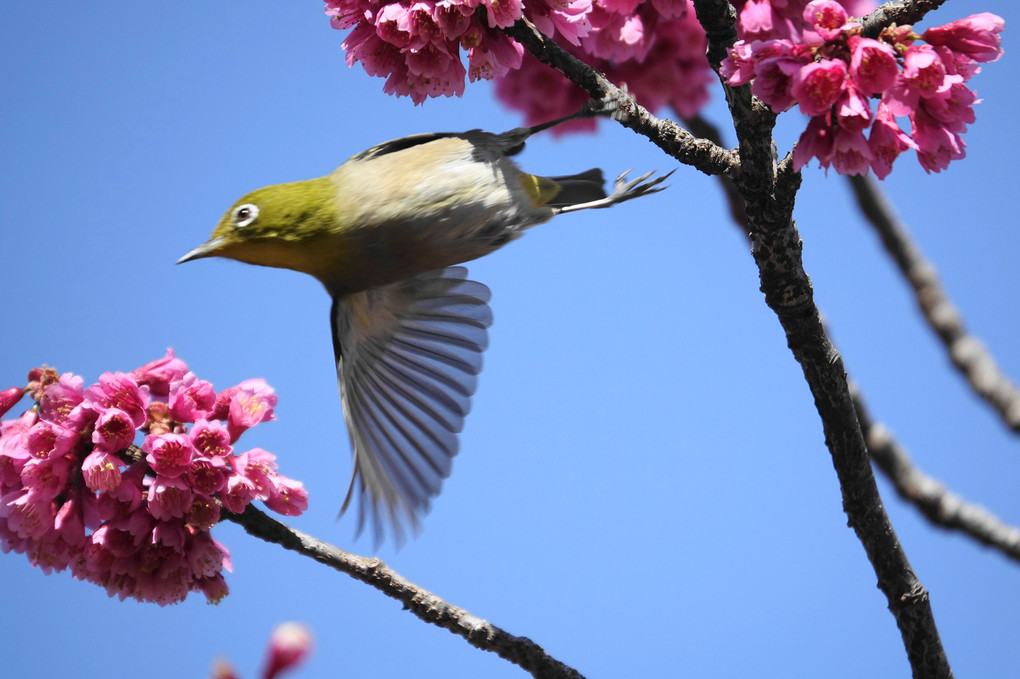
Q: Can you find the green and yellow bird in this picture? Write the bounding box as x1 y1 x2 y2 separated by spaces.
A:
179 100 668 542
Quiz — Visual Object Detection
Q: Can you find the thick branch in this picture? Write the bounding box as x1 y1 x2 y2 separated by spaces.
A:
850 383 1020 563
225 506 584 679
692 1 952 676
696 114 1016 559
504 19 737 178
848 175 1020 431
695 110 1019 558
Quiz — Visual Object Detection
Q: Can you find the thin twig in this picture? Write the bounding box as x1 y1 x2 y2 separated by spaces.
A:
225 506 584 679
861 0 951 39
848 174 1020 431
690 0 953 676
504 19 738 179
849 383 1020 562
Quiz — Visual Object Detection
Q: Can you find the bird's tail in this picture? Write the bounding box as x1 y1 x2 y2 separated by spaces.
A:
520 167 669 215
544 169 607 207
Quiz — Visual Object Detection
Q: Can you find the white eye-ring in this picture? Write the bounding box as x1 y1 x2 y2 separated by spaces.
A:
232 203 259 228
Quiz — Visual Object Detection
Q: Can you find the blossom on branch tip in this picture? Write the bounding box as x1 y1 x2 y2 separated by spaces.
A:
0 353 305 606
227 379 278 443
721 6 1004 177
922 13 1005 64
262 622 314 679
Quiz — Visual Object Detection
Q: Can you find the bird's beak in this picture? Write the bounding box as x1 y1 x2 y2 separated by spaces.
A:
177 237 226 264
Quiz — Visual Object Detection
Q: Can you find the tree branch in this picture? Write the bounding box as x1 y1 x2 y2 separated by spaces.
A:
693 111 1020 562
848 174 1020 431
861 0 951 39
504 19 737 178
691 108 1020 561
849 382 1020 563
225 506 584 679
508 2 959 674
690 1 953 676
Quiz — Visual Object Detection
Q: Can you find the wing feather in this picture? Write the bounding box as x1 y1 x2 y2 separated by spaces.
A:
332 266 493 544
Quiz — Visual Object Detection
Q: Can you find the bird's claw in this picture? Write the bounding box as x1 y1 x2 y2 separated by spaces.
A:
610 168 675 202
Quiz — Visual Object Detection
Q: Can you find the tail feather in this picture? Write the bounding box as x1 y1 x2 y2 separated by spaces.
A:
545 169 606 208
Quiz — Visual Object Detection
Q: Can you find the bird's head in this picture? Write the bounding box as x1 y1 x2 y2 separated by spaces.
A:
178 176 339 277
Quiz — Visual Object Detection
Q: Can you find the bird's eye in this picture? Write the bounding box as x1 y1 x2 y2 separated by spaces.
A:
232 203 259 228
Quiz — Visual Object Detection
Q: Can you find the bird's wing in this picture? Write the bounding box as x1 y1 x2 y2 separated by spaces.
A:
350 132 470 162
331 266 493 544
349 129 525 164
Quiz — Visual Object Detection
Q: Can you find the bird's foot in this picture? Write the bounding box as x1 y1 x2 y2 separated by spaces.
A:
553 168 674 215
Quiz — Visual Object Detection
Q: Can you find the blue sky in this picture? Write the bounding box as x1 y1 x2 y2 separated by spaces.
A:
2 3 1018 677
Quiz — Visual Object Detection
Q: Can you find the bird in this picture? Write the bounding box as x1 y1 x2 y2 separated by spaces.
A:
178 97 669 544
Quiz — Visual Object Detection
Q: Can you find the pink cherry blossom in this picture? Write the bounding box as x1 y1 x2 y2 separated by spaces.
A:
1 489 53 540
849 36 898 95
169 372 218 423
188 532 230 579
720 39 757 86
82 450 123 493
793 114 835 172
790 59 847 116
21 455 73 500
831 128 872 175
922 12 1005 63
26 420 77 459
148 475 194 521
227 379 278 442
835 81 872 132
84 372 150 428
143 433 195 478
911 108 966 173
467 31 525 81
481 0 525 29
189 419 233 458
262 622 314 679
54 489 88 546
186 496 221 531
920 81 977 134
265 477 310 517
869 103 917 179
752 44 811 112
0 387 22 418
39 373 84 427
198 573 230 604
235 448 279 500
130 348 189 398
188 456 230 496
736 0 787 41
221 474 259 514
92 407 136 453
802 0 850 42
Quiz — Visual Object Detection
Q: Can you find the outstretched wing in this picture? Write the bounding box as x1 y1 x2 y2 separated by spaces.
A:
331 267 493 544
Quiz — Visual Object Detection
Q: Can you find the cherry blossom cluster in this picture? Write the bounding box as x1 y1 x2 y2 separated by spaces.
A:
0 350 308 606
729 0 875 43
325 0 591 104
721 5 1005 176
496 1 712 133
324 0 713 127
